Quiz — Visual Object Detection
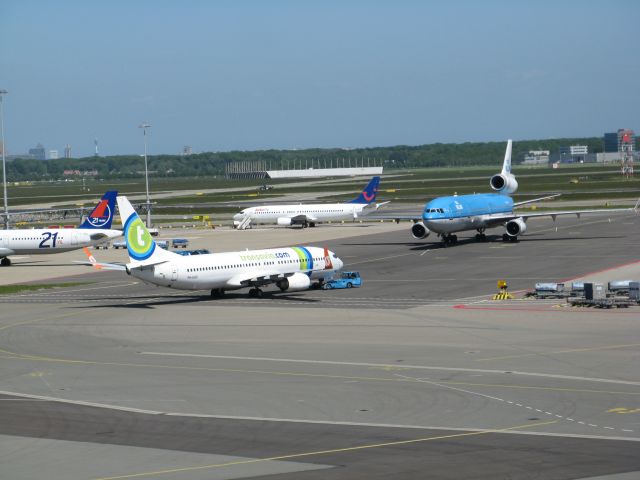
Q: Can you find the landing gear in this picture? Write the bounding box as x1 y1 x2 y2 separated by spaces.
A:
311 280 324 290
309 222 316 228
249 287 263 298
210 288 225 298
475 229 487 242
0 257 10 266
502 234 518 243
441 234 458 246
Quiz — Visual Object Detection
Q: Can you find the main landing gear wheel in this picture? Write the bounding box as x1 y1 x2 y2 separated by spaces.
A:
502 234 518 243
0 257 10 266
210 288 225 298
475 229 487 242
441 234 458 246
249 288 263 298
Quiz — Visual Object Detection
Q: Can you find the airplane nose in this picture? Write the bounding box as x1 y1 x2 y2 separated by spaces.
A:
233 213 244 222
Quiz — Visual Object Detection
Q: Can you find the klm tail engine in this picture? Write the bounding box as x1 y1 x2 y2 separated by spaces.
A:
411 222 430 239
505 217 527 237
490 139 518 194
490 172 518 194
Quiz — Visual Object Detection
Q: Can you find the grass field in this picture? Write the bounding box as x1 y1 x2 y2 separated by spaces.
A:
0 282 89 295
4 164 638 222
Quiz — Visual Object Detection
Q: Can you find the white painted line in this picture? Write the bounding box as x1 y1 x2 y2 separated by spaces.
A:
0 389 637 442
138 352 640 386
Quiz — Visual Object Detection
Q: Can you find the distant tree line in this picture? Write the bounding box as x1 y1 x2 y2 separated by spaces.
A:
4 137 612 181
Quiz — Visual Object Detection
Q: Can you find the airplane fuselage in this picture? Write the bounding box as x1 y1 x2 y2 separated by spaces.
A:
234 203 370 226
422 193 514 234
131 246 343 290
0 228 122 257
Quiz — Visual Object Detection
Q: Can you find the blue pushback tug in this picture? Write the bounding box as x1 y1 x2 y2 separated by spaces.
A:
322 271 361 289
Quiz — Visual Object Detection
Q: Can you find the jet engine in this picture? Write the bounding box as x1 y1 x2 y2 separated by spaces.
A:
277 272 311 292
489 173 518 194
277 217 292 226
411 222 430 239
505 217 527 236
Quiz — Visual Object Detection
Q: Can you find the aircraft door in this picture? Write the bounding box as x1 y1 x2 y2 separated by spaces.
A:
71 232 79 246
171 265 178 281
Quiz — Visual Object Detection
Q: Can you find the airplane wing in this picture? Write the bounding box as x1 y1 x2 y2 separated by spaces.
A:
513 194 561 207
74 247 127 271
227 270 296 288
482 205 637 228
362 201 391 212
75 246 169 272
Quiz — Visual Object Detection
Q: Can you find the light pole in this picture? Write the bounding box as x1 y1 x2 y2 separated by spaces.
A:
138 122 151 228
0 89 8 230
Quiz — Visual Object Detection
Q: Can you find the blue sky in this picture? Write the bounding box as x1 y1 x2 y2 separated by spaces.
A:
1 0 638 157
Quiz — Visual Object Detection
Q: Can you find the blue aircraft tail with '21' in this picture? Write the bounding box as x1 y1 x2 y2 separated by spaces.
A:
79 191 118 229
349 176 380 204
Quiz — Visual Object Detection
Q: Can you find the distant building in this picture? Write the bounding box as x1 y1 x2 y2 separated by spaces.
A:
64 144 72 158
522 150 549 165
604 129 635 153
48 150 59 160
556 145 587 163
28 143 46 160
182 145 193 156
604 132 619 152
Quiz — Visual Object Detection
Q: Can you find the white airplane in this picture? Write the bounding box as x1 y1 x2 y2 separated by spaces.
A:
82 195 345 297
233 176 387 229
0 191 122 266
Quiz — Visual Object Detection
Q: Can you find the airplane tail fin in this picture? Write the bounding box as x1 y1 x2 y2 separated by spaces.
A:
79 191 117 229
116 195 178 264
349 176 380 204
501 139 513 175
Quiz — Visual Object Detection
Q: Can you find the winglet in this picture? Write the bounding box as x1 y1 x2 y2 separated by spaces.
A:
79 191 118 229
502 140 513 174
349 177 380 204
82 247 101 269
323 246 333 270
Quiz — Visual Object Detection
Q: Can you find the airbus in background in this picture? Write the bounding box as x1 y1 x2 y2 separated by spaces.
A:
0 191 122 266
233 176 387 229
402 140 636 246
83 195 344 297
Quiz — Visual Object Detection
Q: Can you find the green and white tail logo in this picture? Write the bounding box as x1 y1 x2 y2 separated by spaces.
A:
124 214 155 261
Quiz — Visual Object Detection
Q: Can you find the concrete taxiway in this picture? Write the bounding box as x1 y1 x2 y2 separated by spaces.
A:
0 213 639 479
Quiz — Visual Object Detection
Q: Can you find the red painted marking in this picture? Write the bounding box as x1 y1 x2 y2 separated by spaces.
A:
90 199 109 218
560 259 640 283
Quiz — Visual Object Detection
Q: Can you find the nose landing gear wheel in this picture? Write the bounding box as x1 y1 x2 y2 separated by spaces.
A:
0 257 10 266
249 288 263 298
